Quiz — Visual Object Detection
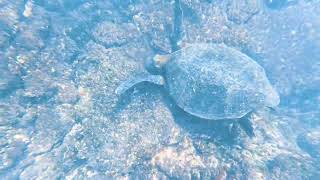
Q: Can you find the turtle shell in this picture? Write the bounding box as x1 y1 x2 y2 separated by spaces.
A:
164 43 280 120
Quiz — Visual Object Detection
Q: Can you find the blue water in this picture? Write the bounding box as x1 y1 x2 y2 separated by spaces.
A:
0 0 319 179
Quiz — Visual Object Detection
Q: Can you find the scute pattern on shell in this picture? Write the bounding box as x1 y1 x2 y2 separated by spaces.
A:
164 43 279 119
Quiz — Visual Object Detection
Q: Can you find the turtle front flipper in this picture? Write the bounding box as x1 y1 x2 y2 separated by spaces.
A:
115 73 165 95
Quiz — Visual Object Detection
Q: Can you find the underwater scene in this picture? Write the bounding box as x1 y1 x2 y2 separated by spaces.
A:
0 0 319 179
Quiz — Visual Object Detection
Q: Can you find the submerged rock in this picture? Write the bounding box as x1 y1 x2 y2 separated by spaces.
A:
0 0 318 179
297 129 320 159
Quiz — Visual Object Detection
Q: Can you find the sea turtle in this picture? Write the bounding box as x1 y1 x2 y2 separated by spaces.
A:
116 43 280 120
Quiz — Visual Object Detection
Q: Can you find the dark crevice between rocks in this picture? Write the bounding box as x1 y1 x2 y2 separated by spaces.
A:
92 38 129 50
180 2 200 24
264 0 298 10
296 134 320 160
110 0 135 23
170 0 183 52
19 87 58 106
0 21 18 50
225 1 261 25
67 22 95 48
1 124 78 179
0 68 24 99
0 141 28 178
31 126 72 157
0 82 23 99
63 157 88 175
243 11 260 24
33 0 86 13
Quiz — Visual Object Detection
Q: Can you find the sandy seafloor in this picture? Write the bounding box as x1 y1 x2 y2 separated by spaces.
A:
0 0 320 179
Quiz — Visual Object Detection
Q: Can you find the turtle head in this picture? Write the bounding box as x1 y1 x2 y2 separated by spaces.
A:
153 54 170 69
145 54 170 74
265 85 280 108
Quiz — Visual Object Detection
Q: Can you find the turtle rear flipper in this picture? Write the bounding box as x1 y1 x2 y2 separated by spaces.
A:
115 73 165 95
238 112 255 137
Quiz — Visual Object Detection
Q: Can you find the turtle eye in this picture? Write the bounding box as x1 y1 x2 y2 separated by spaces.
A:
153 59 162 69
155 59 161 66
153 54 168 68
